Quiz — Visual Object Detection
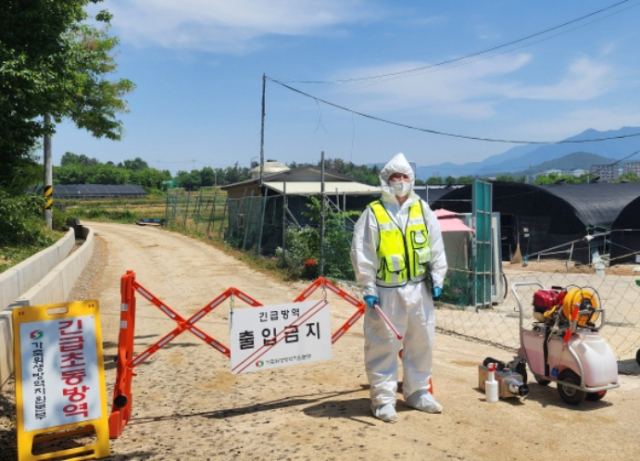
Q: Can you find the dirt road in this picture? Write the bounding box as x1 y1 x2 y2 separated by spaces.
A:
3 222 640 460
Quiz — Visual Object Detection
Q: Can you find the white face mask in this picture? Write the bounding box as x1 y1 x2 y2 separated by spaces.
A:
389 179 411 197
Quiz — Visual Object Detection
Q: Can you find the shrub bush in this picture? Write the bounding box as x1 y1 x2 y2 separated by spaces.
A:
0 191 52 245
283 197 360 280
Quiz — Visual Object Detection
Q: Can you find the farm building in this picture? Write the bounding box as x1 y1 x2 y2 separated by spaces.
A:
432 182 640 264
220 165 380 253
610 195 640 264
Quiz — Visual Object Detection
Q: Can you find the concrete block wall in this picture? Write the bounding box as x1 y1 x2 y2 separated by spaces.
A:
0 226 95 388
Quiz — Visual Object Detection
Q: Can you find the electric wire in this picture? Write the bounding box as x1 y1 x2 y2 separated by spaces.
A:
266 76 640 145
350 2 640 91
610 148 640 165
282 0 632 84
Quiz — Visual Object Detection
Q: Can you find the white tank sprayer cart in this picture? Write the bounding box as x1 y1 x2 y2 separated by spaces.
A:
511 282 620 405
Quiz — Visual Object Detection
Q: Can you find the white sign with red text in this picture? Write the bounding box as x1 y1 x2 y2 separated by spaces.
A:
19 315 102 432
230 300 332 374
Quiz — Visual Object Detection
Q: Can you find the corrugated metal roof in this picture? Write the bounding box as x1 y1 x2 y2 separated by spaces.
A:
264 181 381 195
221 166 358 190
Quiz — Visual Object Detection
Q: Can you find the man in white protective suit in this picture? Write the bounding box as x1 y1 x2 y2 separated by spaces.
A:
350 153 448 423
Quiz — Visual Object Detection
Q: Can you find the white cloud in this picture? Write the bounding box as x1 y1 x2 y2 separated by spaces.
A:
513 108 640 139
103 0 379 52
333 54 615 118
334 54 532 119
501 57 614 101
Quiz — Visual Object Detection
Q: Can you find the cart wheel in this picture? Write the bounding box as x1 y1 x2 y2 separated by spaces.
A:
557 369 586 405
535 376 551 386
585 390 607 402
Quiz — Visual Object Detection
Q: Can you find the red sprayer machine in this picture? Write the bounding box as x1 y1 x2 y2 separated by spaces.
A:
509 282 619 405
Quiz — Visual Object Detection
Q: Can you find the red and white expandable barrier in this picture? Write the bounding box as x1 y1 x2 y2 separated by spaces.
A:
108 272 366 439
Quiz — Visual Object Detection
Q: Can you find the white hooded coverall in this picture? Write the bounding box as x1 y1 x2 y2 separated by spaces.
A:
350 153 448 407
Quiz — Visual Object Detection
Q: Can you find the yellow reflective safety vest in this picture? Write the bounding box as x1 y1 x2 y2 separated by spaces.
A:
369 199 432 288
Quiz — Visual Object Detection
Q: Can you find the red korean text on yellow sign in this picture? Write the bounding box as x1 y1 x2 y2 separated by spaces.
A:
12 300 110 461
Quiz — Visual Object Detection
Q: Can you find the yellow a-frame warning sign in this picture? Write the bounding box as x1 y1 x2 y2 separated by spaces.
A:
13 300 109 461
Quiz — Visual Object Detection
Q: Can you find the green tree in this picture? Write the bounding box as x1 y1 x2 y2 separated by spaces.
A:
61 152 99 166
618 171 640 183
200 167 216 186
133 168 171 189
53 164 87 184
223 163 251 185
534 173 581 185
495 174 525 183
0 0 134 193
176 170 202 191
123 157 149 172
87 164 129 184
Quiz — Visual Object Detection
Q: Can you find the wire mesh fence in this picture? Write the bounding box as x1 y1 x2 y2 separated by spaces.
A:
164 190 640 364
436 270 640 364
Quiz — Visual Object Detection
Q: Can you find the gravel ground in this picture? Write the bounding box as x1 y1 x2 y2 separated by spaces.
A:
1 224 639 461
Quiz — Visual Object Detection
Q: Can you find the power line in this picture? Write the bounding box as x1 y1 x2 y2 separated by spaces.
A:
610 148 640 165
283 0 632 84
266 76 640 145
349 2 640 91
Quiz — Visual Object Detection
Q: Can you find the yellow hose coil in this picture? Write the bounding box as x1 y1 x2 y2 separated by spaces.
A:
562 288 599 328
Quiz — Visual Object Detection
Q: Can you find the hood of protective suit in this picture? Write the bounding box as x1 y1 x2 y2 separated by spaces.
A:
380 153 416 199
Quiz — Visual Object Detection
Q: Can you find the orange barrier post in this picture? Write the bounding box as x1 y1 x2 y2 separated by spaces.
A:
108 275 376 439
109 270 137 439
108 272 262 438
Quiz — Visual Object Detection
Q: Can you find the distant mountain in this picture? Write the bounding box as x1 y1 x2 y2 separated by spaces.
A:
511 152 615 176
415 126 640 179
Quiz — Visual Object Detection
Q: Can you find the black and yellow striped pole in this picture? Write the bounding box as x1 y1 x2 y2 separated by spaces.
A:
44 114 53 229
44 185 53 210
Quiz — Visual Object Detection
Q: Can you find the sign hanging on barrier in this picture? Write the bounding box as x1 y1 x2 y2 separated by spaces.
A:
13 300 110 461
230 300 332 374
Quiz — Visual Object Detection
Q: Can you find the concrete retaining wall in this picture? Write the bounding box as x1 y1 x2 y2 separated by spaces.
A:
0 226 95 388
0 228 75 310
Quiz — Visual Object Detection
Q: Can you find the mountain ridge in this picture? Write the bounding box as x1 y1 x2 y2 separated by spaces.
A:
415 126 640 179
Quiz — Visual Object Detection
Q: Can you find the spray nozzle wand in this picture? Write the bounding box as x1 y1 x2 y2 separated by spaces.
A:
372 302 403 340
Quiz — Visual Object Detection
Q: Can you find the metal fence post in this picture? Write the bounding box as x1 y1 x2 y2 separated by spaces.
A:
195 189 203 232
282 183 287 266
183 190 191 229
218 198 228 241
165 190 169 226
242 191 255 250
319 151 325 277
257 192 267 255
206 191 217 238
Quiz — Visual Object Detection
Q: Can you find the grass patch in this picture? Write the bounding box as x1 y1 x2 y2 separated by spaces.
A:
69 205 142 223
0 228 65 273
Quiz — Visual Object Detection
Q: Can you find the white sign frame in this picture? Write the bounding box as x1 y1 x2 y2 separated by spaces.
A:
230 300 332 374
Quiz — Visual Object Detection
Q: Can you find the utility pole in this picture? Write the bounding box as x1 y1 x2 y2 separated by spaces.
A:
43 114 53 229
259 74 266 185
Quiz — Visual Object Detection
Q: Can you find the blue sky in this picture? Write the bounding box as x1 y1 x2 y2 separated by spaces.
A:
52 0 640 175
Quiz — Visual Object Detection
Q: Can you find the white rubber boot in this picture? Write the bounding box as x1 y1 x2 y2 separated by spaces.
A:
406 390 443 414
370 403 398 423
